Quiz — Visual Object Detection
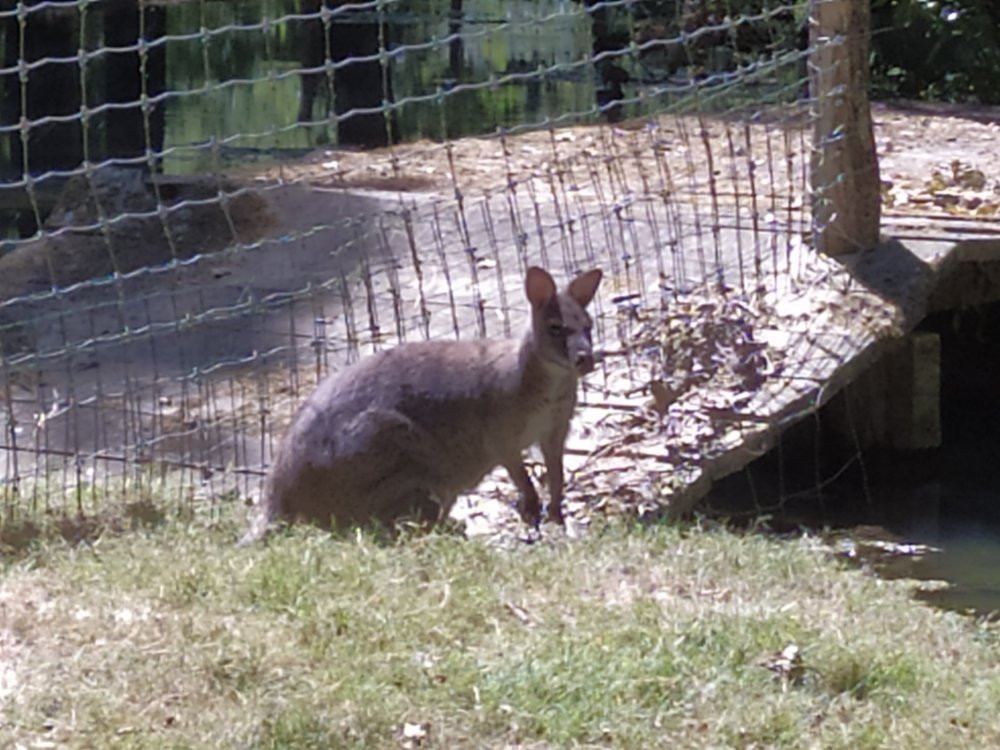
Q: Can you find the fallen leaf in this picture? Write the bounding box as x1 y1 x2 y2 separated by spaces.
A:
400 721 429 748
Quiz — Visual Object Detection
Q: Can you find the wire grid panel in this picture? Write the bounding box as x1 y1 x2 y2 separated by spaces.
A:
0 0 846 523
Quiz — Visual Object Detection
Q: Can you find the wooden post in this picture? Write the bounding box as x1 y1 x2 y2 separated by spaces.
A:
809 0 881 256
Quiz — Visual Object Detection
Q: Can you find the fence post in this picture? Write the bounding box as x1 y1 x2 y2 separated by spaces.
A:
809 0 881 256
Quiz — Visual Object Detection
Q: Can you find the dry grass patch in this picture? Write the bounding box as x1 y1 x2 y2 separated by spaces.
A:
1 511 999 749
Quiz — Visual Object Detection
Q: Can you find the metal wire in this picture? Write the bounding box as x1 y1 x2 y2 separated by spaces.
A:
0 0 853 523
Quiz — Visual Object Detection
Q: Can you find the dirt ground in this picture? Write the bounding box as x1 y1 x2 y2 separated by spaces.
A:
248 100 1000 225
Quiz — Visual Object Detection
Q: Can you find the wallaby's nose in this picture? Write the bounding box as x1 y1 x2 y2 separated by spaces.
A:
575 352 595 374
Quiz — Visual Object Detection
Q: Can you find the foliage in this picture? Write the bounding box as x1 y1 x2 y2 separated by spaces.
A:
870 0 1000 103
615 0 1000 103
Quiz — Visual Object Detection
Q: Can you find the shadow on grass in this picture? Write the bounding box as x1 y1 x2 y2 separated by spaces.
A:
0 500 171 559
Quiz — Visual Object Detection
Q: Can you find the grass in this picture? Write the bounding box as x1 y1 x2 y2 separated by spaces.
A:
1 505 999 749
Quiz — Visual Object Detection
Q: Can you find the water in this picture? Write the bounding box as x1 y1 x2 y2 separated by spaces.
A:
159 0 596 173
829 515 1000 620
0 0 599 237
154 0 805 163
711 476 1000 620
714 306 1000 619
2 0 808 241
713 434 1000 619
906 530 1000 617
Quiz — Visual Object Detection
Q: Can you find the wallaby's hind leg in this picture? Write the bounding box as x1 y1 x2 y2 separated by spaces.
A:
297 407 448 529
366 477 451 530
272 459 347 529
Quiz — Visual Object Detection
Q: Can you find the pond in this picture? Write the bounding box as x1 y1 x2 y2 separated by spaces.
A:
155 0 802 171
2 0 808 240
134 0 597 173
2 0 807 177
0 0 599 237
708 301 1000 620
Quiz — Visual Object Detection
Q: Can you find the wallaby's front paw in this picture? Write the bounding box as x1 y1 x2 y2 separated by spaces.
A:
517 499 541 528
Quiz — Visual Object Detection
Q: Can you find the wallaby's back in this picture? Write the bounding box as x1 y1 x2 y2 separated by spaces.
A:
241 266 602 543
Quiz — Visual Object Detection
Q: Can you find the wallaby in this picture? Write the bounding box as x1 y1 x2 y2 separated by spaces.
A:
240 265 602 543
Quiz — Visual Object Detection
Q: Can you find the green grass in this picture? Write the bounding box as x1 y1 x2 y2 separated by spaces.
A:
1 508 998 749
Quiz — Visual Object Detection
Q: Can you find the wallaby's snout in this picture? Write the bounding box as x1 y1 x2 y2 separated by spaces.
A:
567 325 596 375
574 347 595 375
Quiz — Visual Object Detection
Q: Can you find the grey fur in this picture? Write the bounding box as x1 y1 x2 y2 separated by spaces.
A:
239 266 602 544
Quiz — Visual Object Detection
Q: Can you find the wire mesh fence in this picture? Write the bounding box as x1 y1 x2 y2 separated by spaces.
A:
0 0 879 536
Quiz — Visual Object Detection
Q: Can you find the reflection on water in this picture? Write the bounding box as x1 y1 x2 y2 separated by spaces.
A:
161 0 594 173
711 448 1000 620
749 449 1000 619
907 531 1000 617
1 0 808 238
741 454 1000 619
723 480 1000 619
0 0 599 236
829 520 1000 620
710 301 1000 621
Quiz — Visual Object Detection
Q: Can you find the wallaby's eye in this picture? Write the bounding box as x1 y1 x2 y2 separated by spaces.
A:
548 322 566 337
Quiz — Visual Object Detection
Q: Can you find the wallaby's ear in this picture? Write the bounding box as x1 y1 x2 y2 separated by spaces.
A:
568 268 602 307
525 266 557 308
